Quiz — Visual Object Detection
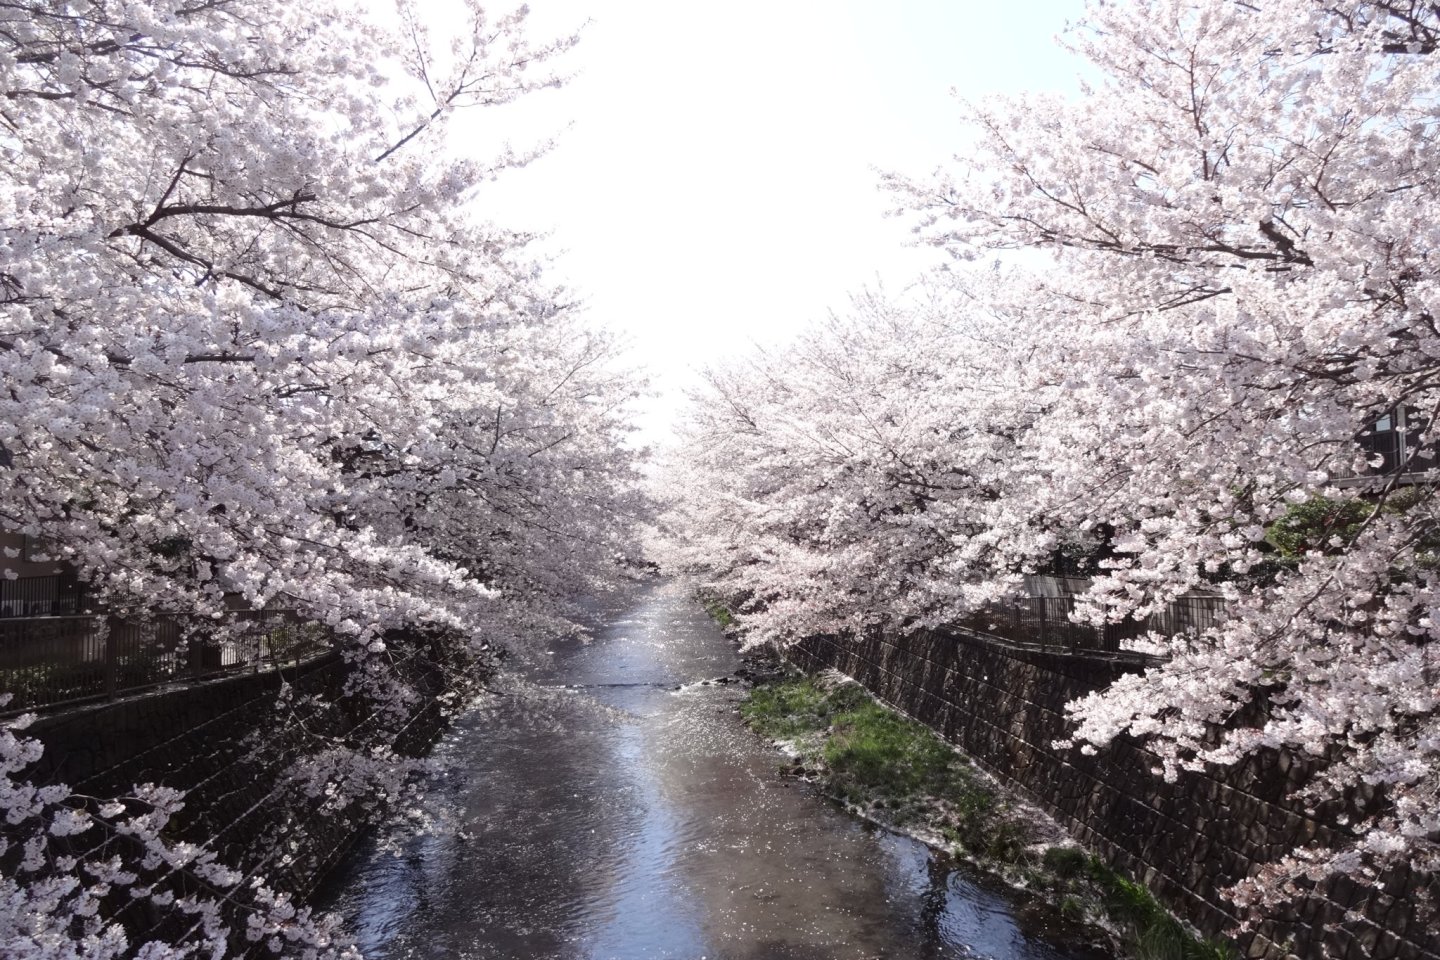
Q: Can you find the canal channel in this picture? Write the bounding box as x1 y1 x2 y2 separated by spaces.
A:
320 579 1104 960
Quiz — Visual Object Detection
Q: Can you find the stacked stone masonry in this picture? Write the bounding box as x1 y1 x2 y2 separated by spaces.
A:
789 629 1438 960
29 650 449 922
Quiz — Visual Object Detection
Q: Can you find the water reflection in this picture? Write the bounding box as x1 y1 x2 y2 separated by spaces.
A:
320 581 1103 960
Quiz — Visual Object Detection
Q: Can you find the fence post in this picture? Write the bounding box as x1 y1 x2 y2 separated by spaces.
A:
187 620 208 678
255 612 264 674
104 616 120 701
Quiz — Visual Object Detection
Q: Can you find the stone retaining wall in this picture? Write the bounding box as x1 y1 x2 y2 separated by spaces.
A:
789 629 1437 960
28 647 451 911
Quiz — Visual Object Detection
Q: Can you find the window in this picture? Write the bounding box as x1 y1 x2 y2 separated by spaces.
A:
1359 405 1435 475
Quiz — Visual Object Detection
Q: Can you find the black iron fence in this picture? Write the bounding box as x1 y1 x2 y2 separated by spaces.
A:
954 594 1228 656
0 573 89 618
0 608 333 714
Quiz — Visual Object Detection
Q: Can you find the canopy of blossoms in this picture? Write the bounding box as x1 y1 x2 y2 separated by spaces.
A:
2 1 646 955
664 0 1440 919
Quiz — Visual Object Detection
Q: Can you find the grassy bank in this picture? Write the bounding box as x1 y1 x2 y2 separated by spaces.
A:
741 671 1232 960
703 599 735 629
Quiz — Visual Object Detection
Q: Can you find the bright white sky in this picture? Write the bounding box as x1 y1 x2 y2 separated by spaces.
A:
464 1 1086 445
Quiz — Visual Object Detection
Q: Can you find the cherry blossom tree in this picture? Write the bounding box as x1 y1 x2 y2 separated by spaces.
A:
2 0 646 954
1 0 645 643
669 0 1440 924
885 0 1440 905
660 288 1038 644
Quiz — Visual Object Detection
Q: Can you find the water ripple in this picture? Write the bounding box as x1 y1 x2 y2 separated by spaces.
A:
317 580 1104 960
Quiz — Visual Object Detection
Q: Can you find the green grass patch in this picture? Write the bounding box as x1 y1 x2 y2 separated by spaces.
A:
823 695 958 795
741 673 1235 960
1033 849 1233 960
740 675 1009 853
703 600 735 629
739 674 833 739
1090 860 1232 960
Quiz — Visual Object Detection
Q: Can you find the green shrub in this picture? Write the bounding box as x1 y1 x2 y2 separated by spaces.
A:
1265 496 1371 563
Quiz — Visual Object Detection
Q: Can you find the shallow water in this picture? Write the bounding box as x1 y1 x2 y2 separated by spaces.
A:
319 580 1105 960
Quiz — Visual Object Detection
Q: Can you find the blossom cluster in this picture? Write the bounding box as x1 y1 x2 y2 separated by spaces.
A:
2 703 364 959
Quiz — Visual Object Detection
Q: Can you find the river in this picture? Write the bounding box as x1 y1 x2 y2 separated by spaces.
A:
319 579 1106 960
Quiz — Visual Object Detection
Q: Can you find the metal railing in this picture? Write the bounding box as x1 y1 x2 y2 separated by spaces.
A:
0 609 333 715
0 574 89 618
954 594 1228 656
